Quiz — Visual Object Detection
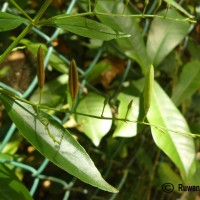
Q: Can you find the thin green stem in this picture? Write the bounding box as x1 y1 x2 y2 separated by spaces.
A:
33 0 53 24
39 88 43 104
0 87 199 139
0 24 33 64
38 11 196 25
9 0 32 21
0 0 53 64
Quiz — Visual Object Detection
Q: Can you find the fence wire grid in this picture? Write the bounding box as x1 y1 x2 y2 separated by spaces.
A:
0 0 194 200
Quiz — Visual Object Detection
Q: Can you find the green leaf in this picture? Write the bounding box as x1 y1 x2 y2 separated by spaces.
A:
76 93 112 146
0 12 28 32
187 39 200 61
49 15 129 41
164 0 194 18
0 164 33 200
113 93 139 137
147 82 196 181
146 9 190 67
157 162 183 192
96 0 150 72
0 93 118 193
171 60 200 106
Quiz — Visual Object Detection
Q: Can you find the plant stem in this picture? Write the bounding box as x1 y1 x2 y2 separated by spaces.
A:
0 0 53 64
9 0 32 21
0 24 33 64
33 0 53 23
0 87 198 139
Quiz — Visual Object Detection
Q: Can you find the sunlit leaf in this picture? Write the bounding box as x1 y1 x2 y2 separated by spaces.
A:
0 93 118 193
147 82 196 181
113 93 139 137
146 9 190 67
76 93 112 146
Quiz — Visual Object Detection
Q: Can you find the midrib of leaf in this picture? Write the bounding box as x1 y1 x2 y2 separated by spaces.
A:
57 23 118 36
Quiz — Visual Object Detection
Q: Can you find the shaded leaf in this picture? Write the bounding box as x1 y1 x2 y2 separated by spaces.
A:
172 60 200 106
157 162 183 192
76 93 112 146
0 164 33 200
146 9 190 67
96 0 150 73
0 93 117 193
0 12 28 32
49 15 129 41
147 82 196 181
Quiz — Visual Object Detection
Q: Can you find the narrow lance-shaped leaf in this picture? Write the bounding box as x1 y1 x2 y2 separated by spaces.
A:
147 82 196 181
0 92 118 193
143 64 154 120
69 59 79 109
47 15 129 41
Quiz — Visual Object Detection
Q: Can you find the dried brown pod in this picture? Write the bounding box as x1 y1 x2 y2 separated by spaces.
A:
37 45 45 89
69 59 79 104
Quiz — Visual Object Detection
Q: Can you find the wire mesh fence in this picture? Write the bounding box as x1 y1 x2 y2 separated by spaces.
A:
0 0 198 200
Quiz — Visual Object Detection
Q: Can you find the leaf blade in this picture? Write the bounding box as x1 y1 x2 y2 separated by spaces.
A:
0 164 33 200
96 0 150 72
146 9 190 67
147 82 196 181
0 93 118 193
171 60 200 106
113 93 139 137
0 12 28 32
50 15 129 41
76 93 112 146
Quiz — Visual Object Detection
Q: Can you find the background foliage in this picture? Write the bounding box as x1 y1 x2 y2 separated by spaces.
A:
0 0 200 199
